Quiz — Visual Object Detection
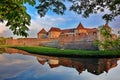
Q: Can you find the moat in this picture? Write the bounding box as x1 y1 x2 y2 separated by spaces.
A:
0 48 120 80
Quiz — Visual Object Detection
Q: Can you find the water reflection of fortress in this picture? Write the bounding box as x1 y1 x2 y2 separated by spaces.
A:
5 48 119 75
37 56 118 75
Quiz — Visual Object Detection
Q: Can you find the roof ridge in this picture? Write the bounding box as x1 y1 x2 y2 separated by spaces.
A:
49 27 61 32
38 28 47 34
76 23 84 29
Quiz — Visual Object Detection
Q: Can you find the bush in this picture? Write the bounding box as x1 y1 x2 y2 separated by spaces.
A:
0 37 6 45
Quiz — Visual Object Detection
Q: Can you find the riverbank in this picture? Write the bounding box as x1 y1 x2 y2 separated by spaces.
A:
11 46 120 58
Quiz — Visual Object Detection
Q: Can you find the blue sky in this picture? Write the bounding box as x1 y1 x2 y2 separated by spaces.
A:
26 2 106 28
0 2 120 38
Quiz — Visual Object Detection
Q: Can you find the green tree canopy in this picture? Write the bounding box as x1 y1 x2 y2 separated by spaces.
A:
0 0 35 37
0 0 120 37
36 0 120 22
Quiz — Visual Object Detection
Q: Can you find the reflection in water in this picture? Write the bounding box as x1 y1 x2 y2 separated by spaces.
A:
0 48 120 80
0 48 5 54
37 55 118 75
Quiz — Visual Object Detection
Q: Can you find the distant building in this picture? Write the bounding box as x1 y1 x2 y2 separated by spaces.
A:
48 27 61 38
37 23 98 40
37 28 47 39
6 22 117 50
37 22 117 50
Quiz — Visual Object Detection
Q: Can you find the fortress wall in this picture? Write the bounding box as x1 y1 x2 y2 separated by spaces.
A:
6 38 41 46
6 33 98 50
58 33 98 50
6 38 58 47
59 41 98 50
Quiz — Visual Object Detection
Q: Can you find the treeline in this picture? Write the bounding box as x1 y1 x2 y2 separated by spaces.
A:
0 37 13 45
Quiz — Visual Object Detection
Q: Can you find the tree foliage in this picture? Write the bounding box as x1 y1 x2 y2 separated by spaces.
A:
0 0 120 37
37 0 120 22
94 26 120 51
0 37 6 45
111 38 120 51
36 0 66 17
94 26 112 50
0 0 35 37
99 25 112 39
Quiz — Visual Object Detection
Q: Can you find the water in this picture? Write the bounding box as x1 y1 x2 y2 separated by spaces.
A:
0 48 120 80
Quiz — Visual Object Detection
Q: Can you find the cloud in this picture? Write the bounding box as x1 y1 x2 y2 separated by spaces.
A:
0 9 119 38
0 22 14 37
0 15 67 38
28 15 67 38
0 23 8 34
0 55 5 61
111 16 120 28
0 54 27 65
110 16 120 35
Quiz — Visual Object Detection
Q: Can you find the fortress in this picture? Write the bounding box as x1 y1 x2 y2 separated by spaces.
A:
6 23 117 50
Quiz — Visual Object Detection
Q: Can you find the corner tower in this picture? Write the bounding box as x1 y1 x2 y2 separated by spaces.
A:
37 28 47 38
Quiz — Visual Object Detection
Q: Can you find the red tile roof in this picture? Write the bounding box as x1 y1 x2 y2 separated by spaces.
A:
61 28 75 34
76 23 84 29
38 23 98 35
84 28 98 33
49 27 61 32
38 28 47 34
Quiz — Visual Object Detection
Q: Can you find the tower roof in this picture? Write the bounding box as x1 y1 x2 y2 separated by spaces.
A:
48 27 61 32
76 23 84 29
38 28 47 34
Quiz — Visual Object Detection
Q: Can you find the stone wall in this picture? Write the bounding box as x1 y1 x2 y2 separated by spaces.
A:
6 38 58 47
6 38 41 46
38 34 47 39
48 32 61 38
59 41 98 50
58 32 98 50
6 32 99 50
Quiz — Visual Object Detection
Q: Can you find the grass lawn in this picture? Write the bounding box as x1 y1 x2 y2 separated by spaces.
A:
11 46 120 58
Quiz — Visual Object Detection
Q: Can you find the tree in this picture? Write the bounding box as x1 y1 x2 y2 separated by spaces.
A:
0 0 36 37
111 37 120 51
36 0 120 22
0 0 120 37
0 37 6 45
94 25 112 50
94 25 120 51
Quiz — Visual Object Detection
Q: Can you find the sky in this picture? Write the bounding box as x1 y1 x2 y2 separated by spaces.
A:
0 2 120 38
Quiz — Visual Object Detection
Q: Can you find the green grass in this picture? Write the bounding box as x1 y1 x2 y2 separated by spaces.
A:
11 46 120 58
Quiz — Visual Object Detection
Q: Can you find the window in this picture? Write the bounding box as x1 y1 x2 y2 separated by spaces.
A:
93 32 96 35
66 34 68 37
